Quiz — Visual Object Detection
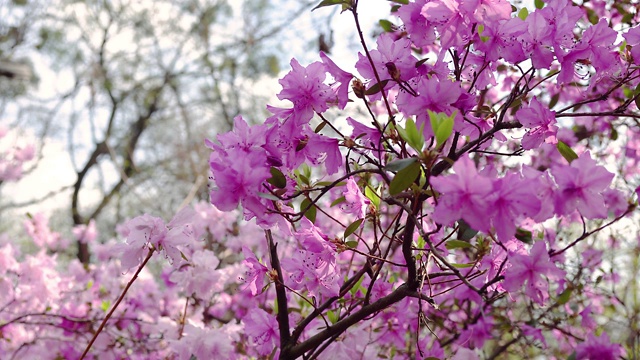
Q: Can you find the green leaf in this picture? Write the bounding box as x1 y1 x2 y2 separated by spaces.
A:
385 157 417 172
260 283 271 294
548 93 560 109
327 310 339 324
517 7 529 20
315 121 327 133
344 218 364 238
428 110 456 148
556 141 579 163
404 118 425 152
298 173 310 186
567 351 577 360
415 58 429 67
346 240 358 248
86 280 94 290
350 274 366 295
557 288 573 305
267 55 280 76
100 300 111 313
389 161 421 195
331 196 346 207
388 0 409 4
365 185 380 209
379 19 394 32
534 0 544 9
258 192 281 201
365 79 390 95
634 83 640 109
514 228 533 244
300 198 317 223
457 219 479 241
312 0 348 11
267 167 287 189
445 239 473 250
452 263 474 268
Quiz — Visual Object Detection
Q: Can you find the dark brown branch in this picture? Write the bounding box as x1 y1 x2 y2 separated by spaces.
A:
266 230 290 347
281 283 412 359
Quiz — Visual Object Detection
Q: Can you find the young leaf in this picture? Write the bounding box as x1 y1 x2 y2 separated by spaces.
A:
452 263 474 268
557 288 573 305
365 185 380 209
312 0 348 11
385 157 417 172
404 118 425 152
267 167 287 189
365 79 390 95
514 227 533 244
314 121 327 133
534 0 544 9
445 239 474 250
557 141 579 163
429 110 456 148
258 192 281 201
389 161 421 195
300 198 317 223
327 310 339 324
331 196 346 207
344 218 364 238
457 219 479 241
518 7 529 20
379 19 394 32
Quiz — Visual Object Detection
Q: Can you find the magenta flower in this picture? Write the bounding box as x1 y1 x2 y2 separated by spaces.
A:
319 51 353 109
623 26 640 64
396 76 463 139
551 151 614 219
239 246 269 296
430 155 493 233
488 172 541 241
516 96 558 150
243 308 280 356
347 116 382 149
282 249 340 299
503 241 565 305
355 32 417 84
340 178 370 219
170 250 223 299
278 58 332 124
474 17 529 63
575 332 623 360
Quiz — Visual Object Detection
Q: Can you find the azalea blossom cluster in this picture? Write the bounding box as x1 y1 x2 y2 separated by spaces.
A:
2 0 640 359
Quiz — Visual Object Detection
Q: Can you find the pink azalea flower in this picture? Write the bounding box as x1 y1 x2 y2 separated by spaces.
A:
503 241 565 305
277 58 332 124
355 32 418 84
551 151 614 219
243 308 280 356
487 172 541 241
319 51 352 109
72 220 97 244
431 155 493 233
516 96 558 150
575 332 623 360
340 178 370 219
239 246 269 296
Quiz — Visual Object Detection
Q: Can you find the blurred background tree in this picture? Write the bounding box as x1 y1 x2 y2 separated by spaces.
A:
0 0 341 263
